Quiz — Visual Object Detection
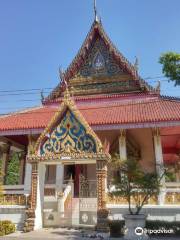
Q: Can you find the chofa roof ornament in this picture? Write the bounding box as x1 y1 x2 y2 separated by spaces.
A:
94 0 99 22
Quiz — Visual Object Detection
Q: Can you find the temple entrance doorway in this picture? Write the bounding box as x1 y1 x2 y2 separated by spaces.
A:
43 163 97 228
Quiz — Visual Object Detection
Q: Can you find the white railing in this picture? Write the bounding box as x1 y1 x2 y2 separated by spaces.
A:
3 185 25 194
165 182 180 188
57 181 73 216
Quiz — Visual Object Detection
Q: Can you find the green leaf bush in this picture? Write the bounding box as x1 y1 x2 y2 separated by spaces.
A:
146 220 180 236
0 220 16 236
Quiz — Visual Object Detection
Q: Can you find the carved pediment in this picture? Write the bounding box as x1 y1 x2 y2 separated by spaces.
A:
40 109 98 155
35 89 103 158
76 37 125 78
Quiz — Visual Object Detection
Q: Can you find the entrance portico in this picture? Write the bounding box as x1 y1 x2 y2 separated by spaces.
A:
24 88 110 232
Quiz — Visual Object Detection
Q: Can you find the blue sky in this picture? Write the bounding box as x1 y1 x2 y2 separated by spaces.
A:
0 0 180 113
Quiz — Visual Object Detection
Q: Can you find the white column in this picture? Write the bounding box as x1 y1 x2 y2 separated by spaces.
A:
34 163 46 230
119 129 127 161
57 194 65 218
153 128 166 205
56 164 64 192
24 162 32 194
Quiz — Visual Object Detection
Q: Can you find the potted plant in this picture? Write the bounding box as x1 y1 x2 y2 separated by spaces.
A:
109 155 165 240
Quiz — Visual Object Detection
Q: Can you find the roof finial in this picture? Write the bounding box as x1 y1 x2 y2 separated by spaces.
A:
40 89 44 103
134 56 139 72
94 0 99 22
59 66 68 87
155 80 161 93
59 66 70 99
59 67 65 82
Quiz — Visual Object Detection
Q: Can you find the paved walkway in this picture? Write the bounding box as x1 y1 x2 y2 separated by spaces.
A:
0 228 179 240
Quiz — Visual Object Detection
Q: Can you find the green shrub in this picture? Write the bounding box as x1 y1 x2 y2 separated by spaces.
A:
0 220 16 236
146 220 180 236
0 222 5 236
108 220 124 237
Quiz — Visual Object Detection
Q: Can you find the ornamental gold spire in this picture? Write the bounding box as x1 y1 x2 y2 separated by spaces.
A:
94 0 99 22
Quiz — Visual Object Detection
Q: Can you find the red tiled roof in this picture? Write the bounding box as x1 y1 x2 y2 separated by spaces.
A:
0 97 180 132
44 92 158 104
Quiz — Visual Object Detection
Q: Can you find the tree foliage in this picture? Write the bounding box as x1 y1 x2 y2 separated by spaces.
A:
5 153 20 185
0 160 4 201
109 154 165 215
159 52 180 86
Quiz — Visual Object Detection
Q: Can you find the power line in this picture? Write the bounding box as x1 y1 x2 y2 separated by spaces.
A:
0 80 176 96
143 75 164 80
0 97 179 117
0 87 53 93
0 75 172 94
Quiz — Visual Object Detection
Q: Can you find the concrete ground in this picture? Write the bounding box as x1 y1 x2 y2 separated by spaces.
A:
0 228 179 240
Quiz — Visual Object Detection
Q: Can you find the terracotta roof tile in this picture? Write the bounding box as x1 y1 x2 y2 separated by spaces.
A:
0 97 180 132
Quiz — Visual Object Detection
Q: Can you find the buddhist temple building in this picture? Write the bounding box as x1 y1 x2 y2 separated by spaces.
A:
0 14 180 231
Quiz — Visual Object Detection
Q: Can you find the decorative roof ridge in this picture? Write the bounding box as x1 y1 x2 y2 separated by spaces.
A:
95 22 156 93
97 21 137 76
160 95 180 102
43 91 159 105
76 98 164 110
64 20 98 80
64 20 138 80
44 21 100 103
0 105 43 119
138 76 157 93
45 20 157 102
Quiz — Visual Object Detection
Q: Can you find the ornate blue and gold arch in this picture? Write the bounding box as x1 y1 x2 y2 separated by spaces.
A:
34 89 103 158
40 109 97 155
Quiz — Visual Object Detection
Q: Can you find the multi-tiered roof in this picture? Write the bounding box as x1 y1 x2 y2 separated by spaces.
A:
0 19 180 135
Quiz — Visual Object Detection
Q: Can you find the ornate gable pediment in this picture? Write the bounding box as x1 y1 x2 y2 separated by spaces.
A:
44 20 156 103
77 36 125 78
35 90 103 157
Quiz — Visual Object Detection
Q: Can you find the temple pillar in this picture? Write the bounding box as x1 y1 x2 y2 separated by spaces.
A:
30 163 38 210
96 160 108 232
56 164 64 192
1 143 11 184
24 162 32 194
119 129 127 161
96 160 107 209
24 134 36 194
19 151 26 185
34 163 46 230
75 165 81 197
24 162 38 232
153 128 166 205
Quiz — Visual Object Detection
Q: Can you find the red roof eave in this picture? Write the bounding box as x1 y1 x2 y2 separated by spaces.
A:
0 97 180 135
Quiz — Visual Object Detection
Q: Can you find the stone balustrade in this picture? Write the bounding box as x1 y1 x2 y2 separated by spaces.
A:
0 194 26 205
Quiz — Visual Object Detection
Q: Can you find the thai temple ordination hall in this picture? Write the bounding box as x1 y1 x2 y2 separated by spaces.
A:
0 10 180 231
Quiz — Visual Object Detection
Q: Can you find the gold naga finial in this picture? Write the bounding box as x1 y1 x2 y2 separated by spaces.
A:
155 80 161 92
40 89 44 102
59 67 71 100
59 67 66 83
